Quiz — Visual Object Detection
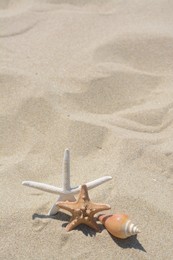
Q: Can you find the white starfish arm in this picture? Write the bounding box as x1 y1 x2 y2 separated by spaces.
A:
62 148 71 191
69 176 112 194
48 204 59 216
22 176 112 195
86 175 112 190
22 181 64 195
48 194 76 216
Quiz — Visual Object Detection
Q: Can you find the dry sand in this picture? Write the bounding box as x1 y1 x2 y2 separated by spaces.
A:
0 0 173 259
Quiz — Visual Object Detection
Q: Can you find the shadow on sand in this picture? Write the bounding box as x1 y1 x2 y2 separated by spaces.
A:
109 233 146 252
32 212 146 251
32 212 70 222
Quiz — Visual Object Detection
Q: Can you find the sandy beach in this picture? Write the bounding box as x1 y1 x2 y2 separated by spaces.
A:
0 0 173 259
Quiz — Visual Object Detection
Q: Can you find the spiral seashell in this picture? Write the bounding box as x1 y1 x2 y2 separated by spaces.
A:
98 214 140 239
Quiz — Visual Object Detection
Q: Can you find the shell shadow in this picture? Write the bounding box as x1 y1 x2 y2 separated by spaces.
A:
109 233 146 252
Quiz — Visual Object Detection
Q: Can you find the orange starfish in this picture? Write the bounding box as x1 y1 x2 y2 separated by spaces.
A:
57 184 111 232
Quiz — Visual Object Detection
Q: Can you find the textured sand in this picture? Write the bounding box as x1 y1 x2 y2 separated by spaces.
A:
0 1 173 259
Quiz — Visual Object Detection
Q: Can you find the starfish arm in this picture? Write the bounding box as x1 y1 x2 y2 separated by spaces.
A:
48 194 76 216
85 176 112 190
66 218 100 232
48 203 59 216
57 201 77 213
22 181 64 195
69 176 112 195
62 149 71 191
84 218 100 232
77 185 90 203
66 218 80 231
90 202 111 215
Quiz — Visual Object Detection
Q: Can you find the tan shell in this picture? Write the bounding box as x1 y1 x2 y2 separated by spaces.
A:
99 214 140 239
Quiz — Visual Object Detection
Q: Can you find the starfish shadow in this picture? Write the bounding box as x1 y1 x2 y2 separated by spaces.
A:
32 212 104 237
109 233 146 252
32 212 71 222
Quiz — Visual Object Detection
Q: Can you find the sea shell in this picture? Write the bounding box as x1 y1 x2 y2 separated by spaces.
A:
98 214 140 239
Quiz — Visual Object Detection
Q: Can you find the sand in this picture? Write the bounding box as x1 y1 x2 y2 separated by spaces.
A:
0 0 173 259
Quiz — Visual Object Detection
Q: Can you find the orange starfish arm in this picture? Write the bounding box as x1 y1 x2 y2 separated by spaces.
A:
66 216 100 232
66 218 79 231
90 202 111 215
84 218 100 232
77 185 90 203
57 201 77 213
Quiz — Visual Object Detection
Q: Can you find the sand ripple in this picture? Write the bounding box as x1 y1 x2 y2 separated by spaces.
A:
94 35 173 74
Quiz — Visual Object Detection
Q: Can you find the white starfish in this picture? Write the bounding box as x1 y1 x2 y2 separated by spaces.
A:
22 149 112 215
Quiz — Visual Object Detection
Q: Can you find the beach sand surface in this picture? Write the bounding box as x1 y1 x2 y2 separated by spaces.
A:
0 0 173 259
